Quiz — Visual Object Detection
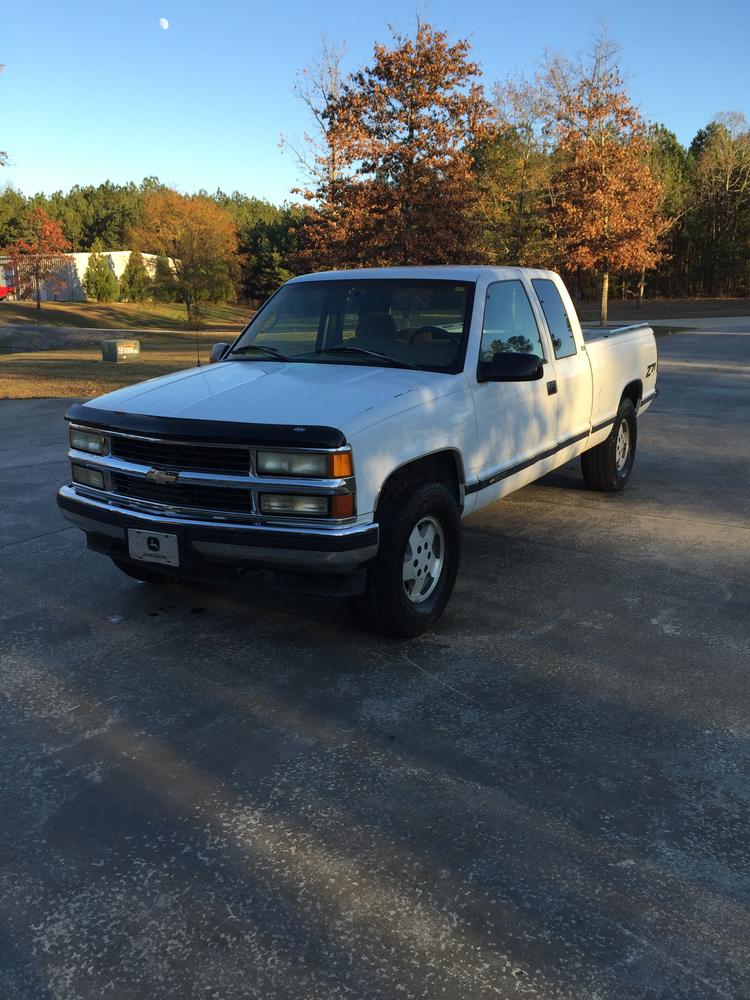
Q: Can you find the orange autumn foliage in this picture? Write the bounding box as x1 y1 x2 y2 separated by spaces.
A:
134 190 238 327
3 207 72 309
547 40 667 320
296 23 495 271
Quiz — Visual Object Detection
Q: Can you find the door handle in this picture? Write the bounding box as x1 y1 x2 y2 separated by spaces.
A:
547 380 558 396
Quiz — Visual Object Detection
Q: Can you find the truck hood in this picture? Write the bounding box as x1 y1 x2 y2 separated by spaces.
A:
81 361 461 439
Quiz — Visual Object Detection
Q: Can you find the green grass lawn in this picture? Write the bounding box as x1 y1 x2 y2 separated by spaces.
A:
0 300 252 331
0 300 256 398
0 328 230 399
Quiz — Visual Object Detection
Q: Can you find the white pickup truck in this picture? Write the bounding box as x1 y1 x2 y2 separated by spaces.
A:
59 266 657 636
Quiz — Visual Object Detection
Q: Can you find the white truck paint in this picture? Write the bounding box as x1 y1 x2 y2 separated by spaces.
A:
58 266 657 636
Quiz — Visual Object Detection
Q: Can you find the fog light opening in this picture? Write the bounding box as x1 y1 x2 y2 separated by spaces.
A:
72 465 105 490
259 494 329 517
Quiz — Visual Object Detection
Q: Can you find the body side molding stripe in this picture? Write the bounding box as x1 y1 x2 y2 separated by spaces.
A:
465 420 616 495
591 417 617 434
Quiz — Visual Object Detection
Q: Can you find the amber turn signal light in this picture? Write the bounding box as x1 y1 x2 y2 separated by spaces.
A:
330 494 355 518
330 452 353 478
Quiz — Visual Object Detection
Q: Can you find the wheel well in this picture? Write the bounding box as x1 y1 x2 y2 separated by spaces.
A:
621 380 643 409
376 450 464 512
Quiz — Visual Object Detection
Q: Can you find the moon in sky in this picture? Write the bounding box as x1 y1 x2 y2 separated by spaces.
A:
159 17 169 30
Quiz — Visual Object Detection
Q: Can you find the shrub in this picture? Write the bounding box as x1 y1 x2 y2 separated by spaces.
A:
83 240 118 302
152 252 178 302
119 250 152 302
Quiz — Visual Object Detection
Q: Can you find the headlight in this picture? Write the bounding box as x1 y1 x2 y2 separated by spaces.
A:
257 451 330 478
72 465 105 490
260 494 329 516
70 427 109 455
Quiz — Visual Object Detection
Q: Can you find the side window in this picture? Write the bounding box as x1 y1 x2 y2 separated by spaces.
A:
531 278 577 359
480 280 545 362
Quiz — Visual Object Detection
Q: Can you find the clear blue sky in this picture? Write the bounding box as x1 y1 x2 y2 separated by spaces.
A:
2 0 748 205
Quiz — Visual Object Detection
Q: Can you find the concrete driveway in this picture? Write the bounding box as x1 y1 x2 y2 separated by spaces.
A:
1 321 749 999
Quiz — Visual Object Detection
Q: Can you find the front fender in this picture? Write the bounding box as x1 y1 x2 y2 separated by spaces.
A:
349 382 476 517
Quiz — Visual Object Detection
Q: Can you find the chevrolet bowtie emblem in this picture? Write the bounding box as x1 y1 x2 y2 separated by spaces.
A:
145 468 179 485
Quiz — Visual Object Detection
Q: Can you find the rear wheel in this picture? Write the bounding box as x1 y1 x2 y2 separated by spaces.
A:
581 397 637 492
111 557 175 585
349 476 462 638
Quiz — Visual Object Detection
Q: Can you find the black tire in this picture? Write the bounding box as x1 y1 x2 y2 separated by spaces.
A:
111 557 175 585
349 476 462 638
581 397 637 492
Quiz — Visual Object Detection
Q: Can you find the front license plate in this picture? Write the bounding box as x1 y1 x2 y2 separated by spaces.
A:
127 529 180 567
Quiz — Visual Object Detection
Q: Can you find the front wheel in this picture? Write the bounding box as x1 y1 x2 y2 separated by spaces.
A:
349 478 462 638
581 398 637 492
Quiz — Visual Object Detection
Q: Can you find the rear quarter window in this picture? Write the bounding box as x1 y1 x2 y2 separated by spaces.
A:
531 279 577 359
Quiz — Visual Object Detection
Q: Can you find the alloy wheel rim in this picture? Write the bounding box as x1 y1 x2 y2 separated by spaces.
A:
402 516 444 604
615 420 630 473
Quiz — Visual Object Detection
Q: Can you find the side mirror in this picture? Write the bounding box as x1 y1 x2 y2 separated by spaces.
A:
210 342 230 364
477 351 544 383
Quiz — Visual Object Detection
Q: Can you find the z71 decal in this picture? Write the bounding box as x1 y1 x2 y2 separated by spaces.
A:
646 362 657 377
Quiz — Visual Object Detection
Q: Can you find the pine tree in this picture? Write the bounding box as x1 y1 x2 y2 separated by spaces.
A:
152 251 178 302
476 76 556 267
242 224 294 299
119 250 152 302
83 239 119 302
691 114 750 295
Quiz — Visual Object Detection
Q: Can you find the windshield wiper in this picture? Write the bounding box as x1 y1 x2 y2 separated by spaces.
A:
230 344 290 362
314 346 417 370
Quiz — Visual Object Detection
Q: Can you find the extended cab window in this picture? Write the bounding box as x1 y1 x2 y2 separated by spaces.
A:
531 278 577 359
480 280 545 362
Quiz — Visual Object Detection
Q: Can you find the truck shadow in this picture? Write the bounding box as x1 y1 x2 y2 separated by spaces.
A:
534 460 588 491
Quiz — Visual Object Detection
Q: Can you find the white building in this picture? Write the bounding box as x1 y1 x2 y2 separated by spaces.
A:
1 251 162 302
52 251 162 302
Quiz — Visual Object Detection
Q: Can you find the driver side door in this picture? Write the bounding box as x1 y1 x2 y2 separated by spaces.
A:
469 278 558 497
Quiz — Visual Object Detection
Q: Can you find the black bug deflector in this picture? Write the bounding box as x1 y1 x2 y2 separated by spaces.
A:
65 403 347 450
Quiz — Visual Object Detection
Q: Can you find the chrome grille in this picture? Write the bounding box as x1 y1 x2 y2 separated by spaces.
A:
112 473 252 513
111 437 250 475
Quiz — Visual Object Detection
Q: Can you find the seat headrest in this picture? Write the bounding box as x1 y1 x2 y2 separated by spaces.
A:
356 311 397 341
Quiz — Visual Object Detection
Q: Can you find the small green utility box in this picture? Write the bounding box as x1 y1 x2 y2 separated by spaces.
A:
102 339 140 362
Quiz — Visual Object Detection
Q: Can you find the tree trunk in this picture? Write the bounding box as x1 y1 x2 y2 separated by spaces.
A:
36 276 41 310
637 268 645 309
599 271 609 326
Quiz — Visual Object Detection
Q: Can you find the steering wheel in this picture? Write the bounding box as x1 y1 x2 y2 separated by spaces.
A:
407 325 458 345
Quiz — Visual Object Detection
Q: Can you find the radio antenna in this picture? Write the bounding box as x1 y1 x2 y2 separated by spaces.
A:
195 324 201 367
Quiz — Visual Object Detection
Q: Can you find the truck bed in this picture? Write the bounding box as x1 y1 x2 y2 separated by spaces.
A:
581 322 652 343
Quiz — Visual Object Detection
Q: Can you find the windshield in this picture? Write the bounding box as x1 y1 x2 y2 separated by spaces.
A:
229 278 475 373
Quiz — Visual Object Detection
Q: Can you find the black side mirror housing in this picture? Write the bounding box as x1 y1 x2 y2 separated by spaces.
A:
477 351 544 383
210 342 230 364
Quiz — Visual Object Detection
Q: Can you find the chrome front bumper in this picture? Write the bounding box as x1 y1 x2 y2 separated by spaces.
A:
58 485 379 574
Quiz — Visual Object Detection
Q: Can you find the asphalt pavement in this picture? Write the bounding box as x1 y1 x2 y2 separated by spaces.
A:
1 319 749 999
